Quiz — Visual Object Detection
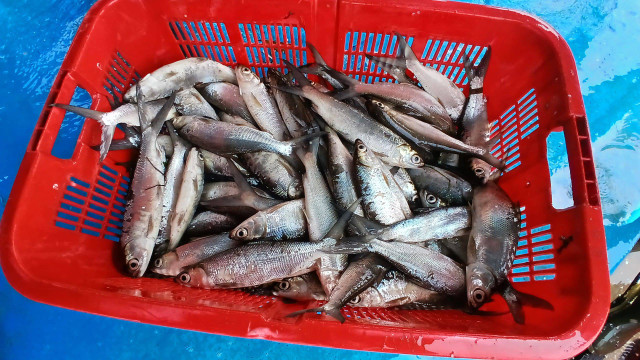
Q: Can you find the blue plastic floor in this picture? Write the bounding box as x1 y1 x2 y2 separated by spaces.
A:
1 0 639 358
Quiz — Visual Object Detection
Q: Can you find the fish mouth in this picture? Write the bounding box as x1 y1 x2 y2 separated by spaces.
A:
468 288 487 308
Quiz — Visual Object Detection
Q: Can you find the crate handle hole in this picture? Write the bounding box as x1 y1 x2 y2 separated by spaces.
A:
51 86 92 159
547 130 574 210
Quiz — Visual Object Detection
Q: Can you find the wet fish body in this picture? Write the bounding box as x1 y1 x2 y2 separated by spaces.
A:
185 211 241 237
197 82 255 124
168 148 204 250
230 199 307 241
174 87 219 119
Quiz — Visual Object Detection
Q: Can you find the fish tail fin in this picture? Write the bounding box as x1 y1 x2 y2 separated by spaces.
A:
393 32 417 63
99 125 116 162
325 307 346 323
50 103 106 122
324 198 363 239
91 137 136 152
150 91 177 134
499 281 553 325
284 131 327 160
464 47 491 88
285 306 323 319
307 42 327 66
365 54 410 80
322 238 372 254
269 85 306 98
282 59 312 87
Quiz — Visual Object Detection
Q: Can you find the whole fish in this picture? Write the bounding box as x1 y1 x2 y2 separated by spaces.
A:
273 273 327 301
124 58 236 102
287 254 390 322
279 60 423 168
197 82 255 125
174 87 219 120
407 166 473 206
326 128 364 216
373 100 504 170
354 139 406 225
150 233 240 277
350 270 448 308
173 115 319 163
324 66 454 134
167 148 204 250
366 99 434 163
51 100 177 162
267 69 313 139
326 239 465 296
185 211 241 237
236 65 289 140
155 123 190 256
120 88 175 277
230 199 307 241
176 238 336 289
467 181 521 320
392 167 419 207
363 206 471 243
200 182 272 202
369 33 466 121
462 50 496 181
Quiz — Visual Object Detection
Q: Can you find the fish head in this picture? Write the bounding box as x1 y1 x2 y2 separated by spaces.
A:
470 158 492 183
235 65 261 87
150 252 180 276
396 144 424 168
176 266 209 288
466 262 496 309
354 139 378 167
123 241 152 278
273 276 309 299
230 217 266 241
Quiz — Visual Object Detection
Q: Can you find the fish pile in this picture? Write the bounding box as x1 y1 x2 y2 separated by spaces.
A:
54 33 548 324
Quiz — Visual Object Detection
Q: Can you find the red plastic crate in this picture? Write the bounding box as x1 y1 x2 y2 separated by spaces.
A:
0 0 609 358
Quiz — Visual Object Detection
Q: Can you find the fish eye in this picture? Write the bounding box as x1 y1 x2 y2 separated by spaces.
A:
277 281 290 291
178 272 191 283
197 151 204 161
474 167 485 176
411 154 422 164
350 295 361 304
236 228 248 238
356 143 367 151
242 67 251 73
127 258 140 271
375 101 384 108
472 289 485 303
426 194 437 204
153 258 163 268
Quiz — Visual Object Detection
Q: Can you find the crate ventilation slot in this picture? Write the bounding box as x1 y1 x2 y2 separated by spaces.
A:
340 32 488 87
489 88 540 174
170 21 237 65
54 165 130 242
509 206 556 282
103 51 140 104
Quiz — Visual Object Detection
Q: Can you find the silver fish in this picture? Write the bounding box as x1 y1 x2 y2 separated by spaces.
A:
185 211 241 237
197 82 256 125
200 182 272 202
174 87 219 120
125 58 236 102
176 238 336 289
242 151 303 199
467 180 519 312
373 33 465 121
236 65 289 140
155 123 190 255
301 140 338 242
150 233 240 277
462 50 496 181
51 100 177 162
230 199 307 241
121 89 175 277
288 254 390 323
272 273 327 301
374 101 504 170
368 206 471 243
407 165 473 206
327 239 465 296
201 150 235 177
267 69 313 139
280 61 423 168
350 270 447 308
354 139 406 225
173 115 317 162
380 162 413 219
326 128 364 216
167 148 204 250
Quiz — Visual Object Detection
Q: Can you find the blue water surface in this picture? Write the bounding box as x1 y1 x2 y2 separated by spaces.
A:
1 0 640 359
